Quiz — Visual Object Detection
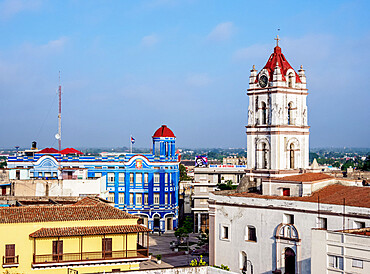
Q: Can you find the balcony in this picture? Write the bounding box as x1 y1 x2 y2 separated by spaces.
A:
2 255 19 267
32 245 149 267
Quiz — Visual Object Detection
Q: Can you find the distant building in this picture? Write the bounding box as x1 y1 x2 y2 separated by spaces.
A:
0 197 150 273
192 165 246 232
6 125 180 233
222 156 246 165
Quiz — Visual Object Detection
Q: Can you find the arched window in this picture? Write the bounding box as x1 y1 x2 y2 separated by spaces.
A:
288 102 293 125
262 143 268 169
288 72 294 88
289 143 295 169
261 102 267 125
240 251 247 271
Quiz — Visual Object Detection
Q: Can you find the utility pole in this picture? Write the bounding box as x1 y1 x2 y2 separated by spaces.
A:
57 71 62 151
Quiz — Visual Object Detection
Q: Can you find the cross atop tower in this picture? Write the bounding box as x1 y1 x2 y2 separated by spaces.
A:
274 35 280 47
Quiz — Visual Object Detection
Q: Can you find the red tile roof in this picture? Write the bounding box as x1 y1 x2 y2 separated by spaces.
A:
0 198 137 224
38 147 59 154
152 125 175 138
258 46 301 83
229 184 370 208
59 148 83 155
30 224 151 238
275 173 333 182
338 228 370 236
72 197 111 206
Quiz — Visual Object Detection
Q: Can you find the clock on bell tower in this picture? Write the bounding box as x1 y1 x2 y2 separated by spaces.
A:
246 36 309 177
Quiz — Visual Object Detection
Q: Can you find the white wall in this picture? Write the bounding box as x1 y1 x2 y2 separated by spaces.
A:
312 229 370 274
209 192 370 274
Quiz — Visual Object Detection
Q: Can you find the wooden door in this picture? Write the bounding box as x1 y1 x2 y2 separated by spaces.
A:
5 244 15 264
102 238 112 258
52 240 63 261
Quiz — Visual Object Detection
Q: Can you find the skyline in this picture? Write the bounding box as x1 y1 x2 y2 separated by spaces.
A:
0 0 369 149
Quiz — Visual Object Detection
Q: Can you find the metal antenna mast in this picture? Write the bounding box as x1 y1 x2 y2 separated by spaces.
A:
57 71 62 151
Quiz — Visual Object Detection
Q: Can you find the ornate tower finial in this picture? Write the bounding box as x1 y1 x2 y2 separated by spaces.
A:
274 35 280 47
253 64 255 70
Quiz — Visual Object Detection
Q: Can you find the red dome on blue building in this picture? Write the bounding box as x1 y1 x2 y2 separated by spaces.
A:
152 125 175 138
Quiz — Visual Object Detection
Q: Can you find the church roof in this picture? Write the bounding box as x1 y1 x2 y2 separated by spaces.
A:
258 46 301 83
274 172 333 182
228 184 370 208
152 125 175 138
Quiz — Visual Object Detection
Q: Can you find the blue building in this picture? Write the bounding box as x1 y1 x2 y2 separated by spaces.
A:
6 125 180 232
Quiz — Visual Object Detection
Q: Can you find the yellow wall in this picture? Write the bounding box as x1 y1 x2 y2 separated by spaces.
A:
0 218 144 273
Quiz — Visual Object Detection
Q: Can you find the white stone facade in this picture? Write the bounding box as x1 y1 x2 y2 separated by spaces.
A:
311 229 370 273
208 192 370 274
246 46 309 174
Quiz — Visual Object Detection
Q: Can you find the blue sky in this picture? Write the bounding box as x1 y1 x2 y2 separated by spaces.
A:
0 0 369 149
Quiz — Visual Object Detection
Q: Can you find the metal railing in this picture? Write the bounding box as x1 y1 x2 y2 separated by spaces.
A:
3 255 19 265
33 248 148 265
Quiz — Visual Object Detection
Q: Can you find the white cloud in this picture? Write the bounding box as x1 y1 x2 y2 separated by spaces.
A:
0 0 41 20
41 37 69 52
186 73 211 87
141 34 160 47
207 22 235 42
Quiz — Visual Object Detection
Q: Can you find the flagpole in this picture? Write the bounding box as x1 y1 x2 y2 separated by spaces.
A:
130 135 132 153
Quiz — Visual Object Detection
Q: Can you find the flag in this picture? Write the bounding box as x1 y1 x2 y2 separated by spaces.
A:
131 136 135 144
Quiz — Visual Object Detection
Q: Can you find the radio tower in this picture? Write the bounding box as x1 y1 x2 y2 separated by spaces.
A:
57 71 62 151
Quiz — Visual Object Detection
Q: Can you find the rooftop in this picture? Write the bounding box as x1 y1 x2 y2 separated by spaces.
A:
274 172 334 182
227 184 370 208
30 224 150 238
259 45 301 83
152 125 175 138
337 228 370 236
0 197 137 224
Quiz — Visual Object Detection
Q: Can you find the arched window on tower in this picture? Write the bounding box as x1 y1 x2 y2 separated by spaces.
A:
288 102 293 125
261 102 267 125
262 143 268 169
290 143 295 169
288 72 294 88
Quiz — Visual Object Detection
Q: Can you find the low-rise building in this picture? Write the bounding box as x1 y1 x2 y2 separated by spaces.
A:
311 227 370 274
0 197 150 273
192 165 246 233
6 125 180 233
209 183 370 274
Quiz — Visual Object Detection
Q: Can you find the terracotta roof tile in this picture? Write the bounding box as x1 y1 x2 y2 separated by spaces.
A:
0 201 137 224
229 184 370 208
72 197 110 206
275 173 333 182
30 224 151 238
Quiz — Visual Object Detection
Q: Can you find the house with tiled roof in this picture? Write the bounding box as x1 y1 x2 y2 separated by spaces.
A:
0 197 151 273
6 125 180 233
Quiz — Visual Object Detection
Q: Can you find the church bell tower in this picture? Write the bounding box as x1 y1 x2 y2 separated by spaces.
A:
246 36 309 176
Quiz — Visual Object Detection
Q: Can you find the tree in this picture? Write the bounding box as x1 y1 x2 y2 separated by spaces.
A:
217 180 236 190
341 160 355 171
180 164 191 181
175 216 193 244
362 155 370 171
